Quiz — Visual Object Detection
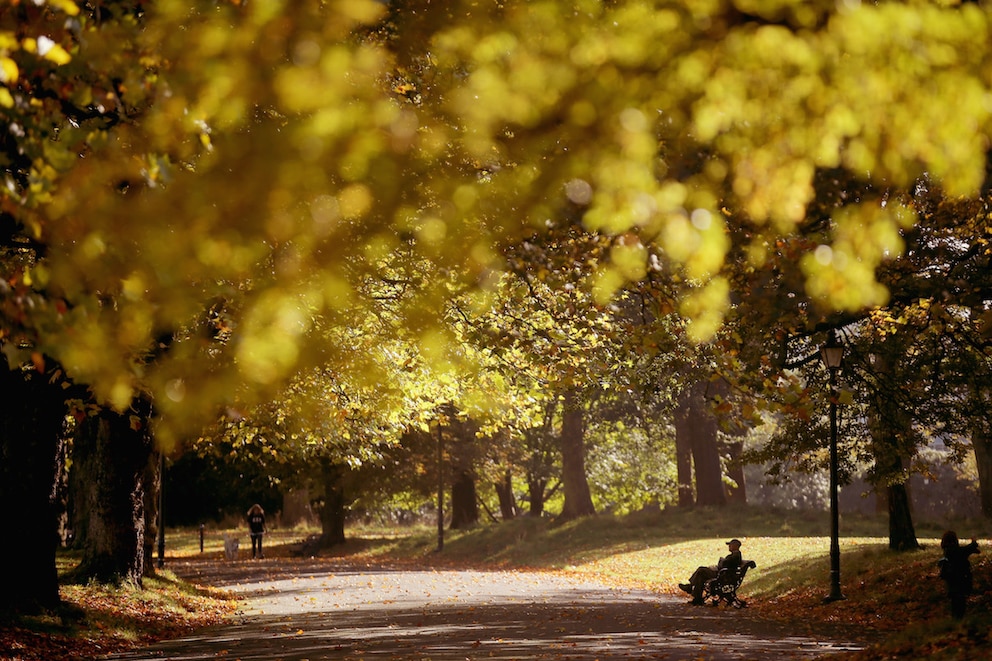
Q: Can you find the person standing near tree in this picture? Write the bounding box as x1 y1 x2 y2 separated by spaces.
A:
938 530 979 619
247 504 266 559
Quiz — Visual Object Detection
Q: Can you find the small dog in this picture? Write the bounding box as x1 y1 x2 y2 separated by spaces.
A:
223 534 240 561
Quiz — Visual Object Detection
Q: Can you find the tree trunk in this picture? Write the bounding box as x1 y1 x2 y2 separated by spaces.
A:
450 469 479 529
887 479 919 551
522 402 557 518
142 451 162 577
319 460 346 546
72 402 153 585
495 469 517 520
870 447 918 551
527 474 546 516
674 404 695 507
724 440 747 504
968 372 992 518
690 420 725 505
971 425 992 518
0 363 67 612
678 381 726 507
868 353 919 551
55 432 72 547
558 390 596 520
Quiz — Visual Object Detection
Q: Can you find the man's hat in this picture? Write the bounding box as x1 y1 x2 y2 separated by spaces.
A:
726 538 742 546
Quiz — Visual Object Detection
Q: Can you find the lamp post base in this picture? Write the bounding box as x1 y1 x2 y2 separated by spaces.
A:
824 570 845 603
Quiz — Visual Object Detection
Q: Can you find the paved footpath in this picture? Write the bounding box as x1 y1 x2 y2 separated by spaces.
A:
104 558 874 660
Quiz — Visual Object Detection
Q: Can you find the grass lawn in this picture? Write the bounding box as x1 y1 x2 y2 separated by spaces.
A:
2 505 990 660
354 505 992 659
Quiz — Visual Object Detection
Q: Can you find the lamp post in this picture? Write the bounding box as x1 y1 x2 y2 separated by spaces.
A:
157 451 166 568
820 331 845 603
436 418 445 553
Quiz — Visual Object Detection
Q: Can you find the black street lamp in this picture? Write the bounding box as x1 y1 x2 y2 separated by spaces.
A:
158 451 165 569
820 331 845 603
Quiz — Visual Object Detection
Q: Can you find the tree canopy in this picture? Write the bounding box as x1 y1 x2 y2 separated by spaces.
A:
2 0 991 460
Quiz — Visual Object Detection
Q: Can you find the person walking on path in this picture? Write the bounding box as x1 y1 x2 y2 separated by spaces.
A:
247 503 266 559
938 530 979 619
680 538 743 605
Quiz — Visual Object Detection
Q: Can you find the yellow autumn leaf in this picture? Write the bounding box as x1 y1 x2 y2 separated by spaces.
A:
0 56 18 83
838 388 855 406
23 36 72 65
590 265 625 306
609 240 648 282
0 87 13 108
41 41 72 65
46 0 80 16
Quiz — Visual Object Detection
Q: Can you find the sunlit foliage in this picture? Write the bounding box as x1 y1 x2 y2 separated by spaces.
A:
2 0 991 456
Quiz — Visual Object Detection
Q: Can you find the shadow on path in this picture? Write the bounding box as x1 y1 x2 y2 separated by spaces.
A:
105 558 873 660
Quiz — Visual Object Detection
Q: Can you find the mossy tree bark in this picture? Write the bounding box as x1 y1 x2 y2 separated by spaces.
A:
72 401 153 585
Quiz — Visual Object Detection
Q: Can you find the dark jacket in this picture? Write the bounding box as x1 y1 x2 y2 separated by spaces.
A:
247 511 266 535
718 550 742 572
939 540 979 595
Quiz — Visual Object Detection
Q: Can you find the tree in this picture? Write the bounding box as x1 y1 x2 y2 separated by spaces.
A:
316 459 348 547
862 344 920 550
70 399 154 584
0 362 68 612
8 0 989 442
675 380 727 508
558 388 596 520
968 381 992 517
445 414 482 530
585 419 677 515
141 449 162 577
493 466 518 520
4 0 992 607
521 402 561 517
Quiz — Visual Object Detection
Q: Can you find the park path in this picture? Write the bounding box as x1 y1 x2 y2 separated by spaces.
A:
104 557 874 660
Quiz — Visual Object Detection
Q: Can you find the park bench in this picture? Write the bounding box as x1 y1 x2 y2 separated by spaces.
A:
702 559 756 608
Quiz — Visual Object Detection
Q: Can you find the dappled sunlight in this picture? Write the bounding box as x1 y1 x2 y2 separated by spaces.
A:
106 561 873 660
164 528 319 560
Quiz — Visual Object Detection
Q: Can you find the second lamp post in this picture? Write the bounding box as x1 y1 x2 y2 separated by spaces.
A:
820 330 845 603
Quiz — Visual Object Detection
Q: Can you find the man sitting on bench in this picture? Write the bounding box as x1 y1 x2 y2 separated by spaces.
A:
680 538 743 605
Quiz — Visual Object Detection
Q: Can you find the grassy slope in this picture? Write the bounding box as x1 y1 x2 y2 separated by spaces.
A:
2 506 990 660
0 568 236 660
352 506 992 659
